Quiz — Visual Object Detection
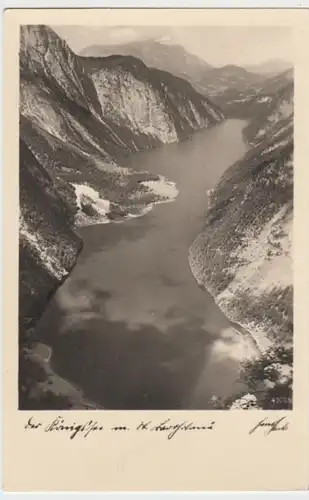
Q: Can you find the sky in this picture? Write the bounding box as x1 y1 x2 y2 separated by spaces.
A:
52 25 293 67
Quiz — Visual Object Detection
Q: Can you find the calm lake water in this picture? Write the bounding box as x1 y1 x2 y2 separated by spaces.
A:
35 119 250 409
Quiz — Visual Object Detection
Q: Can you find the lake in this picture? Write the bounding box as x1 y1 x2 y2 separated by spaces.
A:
35 119 252 409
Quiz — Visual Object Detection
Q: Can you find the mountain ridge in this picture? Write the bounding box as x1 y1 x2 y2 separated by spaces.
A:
79 39 293 113
189 93 293 409
79 39 213 81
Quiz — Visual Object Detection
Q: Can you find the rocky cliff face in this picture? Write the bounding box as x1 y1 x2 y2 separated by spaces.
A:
21 26 223 156
19 139 82 338
79 54 224 143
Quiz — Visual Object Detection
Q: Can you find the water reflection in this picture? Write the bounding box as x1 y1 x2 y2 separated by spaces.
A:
35 120 250 409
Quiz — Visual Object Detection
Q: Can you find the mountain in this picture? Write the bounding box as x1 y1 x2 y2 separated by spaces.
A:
189 82 293 344
161 61 287 118
79 39 213 84
20 25 224 226
79 54 223 142
79 39 293 125
189 98 293 408
214 68 293 120
80 41 265 106
194 64 265 97
19 25 224 408
19 139 82 337
245 58 292 75
243 79 293 145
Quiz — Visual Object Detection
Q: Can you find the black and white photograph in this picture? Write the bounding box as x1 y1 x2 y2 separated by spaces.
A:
19 23 294 411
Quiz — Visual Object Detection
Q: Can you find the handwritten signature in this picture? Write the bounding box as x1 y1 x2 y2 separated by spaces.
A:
249 417 289 436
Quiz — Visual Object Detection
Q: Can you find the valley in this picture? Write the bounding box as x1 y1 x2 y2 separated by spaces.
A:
19 26 293 410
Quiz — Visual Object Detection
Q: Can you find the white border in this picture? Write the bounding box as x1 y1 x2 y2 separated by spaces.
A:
1 1 309 497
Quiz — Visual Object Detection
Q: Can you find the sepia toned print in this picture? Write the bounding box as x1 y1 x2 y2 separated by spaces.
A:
4 8 309 493
19 23 294 411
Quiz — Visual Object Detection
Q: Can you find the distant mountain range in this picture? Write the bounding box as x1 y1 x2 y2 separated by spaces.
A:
80 40 292 114
243 75 293 145
80 40 214 87
80 40 292 77
214 68 293 120
245 58 292 75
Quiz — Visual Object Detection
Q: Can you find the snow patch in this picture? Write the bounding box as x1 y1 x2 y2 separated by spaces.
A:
257 96 272 104
71 176 178 228
72 183 110 213
141 175 179 201
71 183 111 226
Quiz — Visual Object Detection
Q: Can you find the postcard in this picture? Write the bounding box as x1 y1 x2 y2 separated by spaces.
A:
3 7 309 491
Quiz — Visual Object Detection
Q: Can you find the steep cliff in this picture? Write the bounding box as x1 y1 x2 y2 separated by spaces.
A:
19 139 82 336
78 54 224 143
21 26 223 153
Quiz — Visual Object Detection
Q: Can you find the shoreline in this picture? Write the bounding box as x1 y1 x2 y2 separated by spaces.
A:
27 120 252 409
29 174 180 409
31 178 262 409
32 342 102 410
188 238 263 358
73 174 179 228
